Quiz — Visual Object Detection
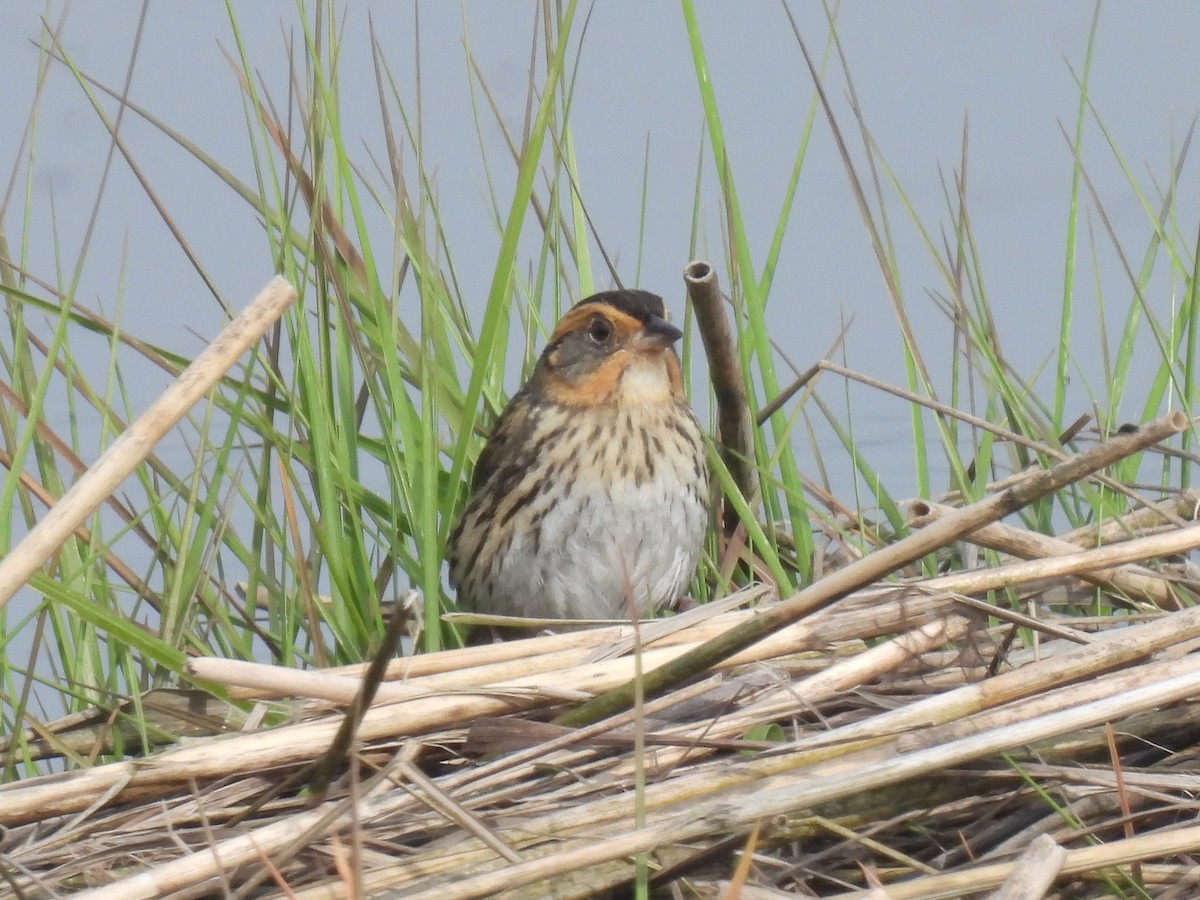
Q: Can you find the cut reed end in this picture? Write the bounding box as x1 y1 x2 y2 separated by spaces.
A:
907 500 937 529
682 260 756 537
684 259 714 284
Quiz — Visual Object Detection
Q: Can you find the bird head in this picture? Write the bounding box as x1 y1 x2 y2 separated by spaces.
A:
536 290 685 407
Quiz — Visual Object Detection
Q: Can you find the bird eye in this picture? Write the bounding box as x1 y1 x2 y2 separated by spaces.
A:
587 317 613 344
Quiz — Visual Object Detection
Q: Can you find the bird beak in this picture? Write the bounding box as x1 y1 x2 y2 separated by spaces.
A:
632 315 683 351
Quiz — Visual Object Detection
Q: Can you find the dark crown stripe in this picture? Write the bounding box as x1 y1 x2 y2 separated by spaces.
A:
575 289 667 323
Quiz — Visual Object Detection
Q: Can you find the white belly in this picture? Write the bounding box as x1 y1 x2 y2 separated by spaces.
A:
497 469 708 620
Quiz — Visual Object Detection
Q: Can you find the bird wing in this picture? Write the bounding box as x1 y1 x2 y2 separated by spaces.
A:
470 384 541 492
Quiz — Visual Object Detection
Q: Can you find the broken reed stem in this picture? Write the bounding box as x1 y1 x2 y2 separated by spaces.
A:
897 653 1200 753
0 275 298 610
947 834 1071 900
913 519 1200 597
822 824 1200 900
784 600 1200 755
684 260 756 534
555 412 1188 728
1057 486 1200 545
912 499 1191 608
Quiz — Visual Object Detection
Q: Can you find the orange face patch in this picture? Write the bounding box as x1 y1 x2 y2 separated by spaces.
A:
543 349 632 406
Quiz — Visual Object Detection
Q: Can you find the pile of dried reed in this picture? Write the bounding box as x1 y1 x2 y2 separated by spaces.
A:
7 424 1200 898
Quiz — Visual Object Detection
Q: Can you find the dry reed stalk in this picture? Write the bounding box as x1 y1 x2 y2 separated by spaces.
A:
779 601 1200 754
0 276 297 609
822 821 1200 899
191 647 619 706
1057 488 1200 546
945 592 1096 644
905 518 1200 596
307 589 412 800
74 754 415 900
605 613 975 778
395 756 523 863
341 668 1200 898
557 412 1188 727
0 450 164 610
192 588 947 708
189 657 391 704
998 757 1200 801
898 652 1200 751
359 622 634 676
706 880 808 900
684 260 756 534
990 834 1066 900
806 814 939 879
913 499 1185 608
223 586 769 700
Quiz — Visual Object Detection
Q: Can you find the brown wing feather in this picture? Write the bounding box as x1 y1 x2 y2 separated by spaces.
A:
469 383 540 492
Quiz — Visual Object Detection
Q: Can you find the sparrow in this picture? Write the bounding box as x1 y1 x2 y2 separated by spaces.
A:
447 289 710 627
